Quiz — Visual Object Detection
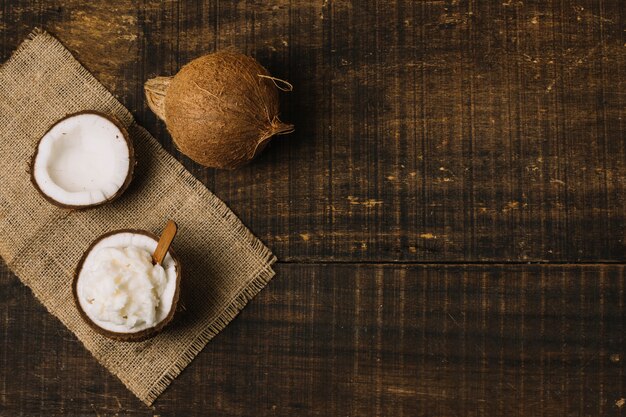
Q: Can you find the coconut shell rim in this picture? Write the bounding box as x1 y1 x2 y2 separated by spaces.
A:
72 229 182 342
30 111 136 210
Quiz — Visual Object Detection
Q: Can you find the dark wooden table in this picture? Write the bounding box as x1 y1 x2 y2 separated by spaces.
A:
1 1 625 416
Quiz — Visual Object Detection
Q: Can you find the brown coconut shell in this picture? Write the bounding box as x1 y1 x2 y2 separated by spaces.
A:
73 229 182 342
30 111 135 210
145 51 294 169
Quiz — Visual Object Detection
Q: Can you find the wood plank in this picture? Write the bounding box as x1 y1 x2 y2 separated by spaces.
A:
1 261 624 416
0 0 623 262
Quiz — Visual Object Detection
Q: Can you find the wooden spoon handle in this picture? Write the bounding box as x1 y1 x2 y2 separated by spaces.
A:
152 220 177 265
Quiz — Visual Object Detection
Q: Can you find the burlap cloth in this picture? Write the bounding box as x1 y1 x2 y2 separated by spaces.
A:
0 29 276 405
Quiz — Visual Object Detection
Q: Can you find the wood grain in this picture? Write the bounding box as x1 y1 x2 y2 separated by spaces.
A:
1 0 625 416
0 0 623 262
1 262 625 416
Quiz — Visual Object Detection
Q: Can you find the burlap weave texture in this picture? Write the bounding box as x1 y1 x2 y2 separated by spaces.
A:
0 29 276 405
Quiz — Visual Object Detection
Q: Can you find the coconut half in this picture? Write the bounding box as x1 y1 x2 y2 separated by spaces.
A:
31 112 134 209
73 230 181 342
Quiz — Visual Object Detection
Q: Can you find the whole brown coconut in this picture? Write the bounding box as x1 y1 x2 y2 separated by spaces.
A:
144 51 294 169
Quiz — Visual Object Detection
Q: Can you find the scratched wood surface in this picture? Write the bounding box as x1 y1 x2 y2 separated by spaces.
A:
2 262 625 416
0 0 625 416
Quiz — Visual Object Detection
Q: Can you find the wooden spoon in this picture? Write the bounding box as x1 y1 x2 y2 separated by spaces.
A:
152 220 178 265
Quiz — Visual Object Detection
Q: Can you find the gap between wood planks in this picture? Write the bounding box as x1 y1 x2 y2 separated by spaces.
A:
275 260 626 265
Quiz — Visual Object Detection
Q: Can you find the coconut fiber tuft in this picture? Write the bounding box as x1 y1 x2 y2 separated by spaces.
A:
145 51 294 169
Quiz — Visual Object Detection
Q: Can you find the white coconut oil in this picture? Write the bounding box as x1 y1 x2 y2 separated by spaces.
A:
79 246 167 331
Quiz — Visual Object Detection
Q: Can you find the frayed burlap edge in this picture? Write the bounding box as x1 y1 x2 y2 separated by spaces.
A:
1 28 277 406
135 125 278 405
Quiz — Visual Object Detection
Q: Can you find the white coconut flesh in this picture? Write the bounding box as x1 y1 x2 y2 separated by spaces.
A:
76 232 178 334
32 113 131 207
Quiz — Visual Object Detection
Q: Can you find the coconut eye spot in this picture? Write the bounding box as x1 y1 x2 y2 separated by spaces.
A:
31 112 133 208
